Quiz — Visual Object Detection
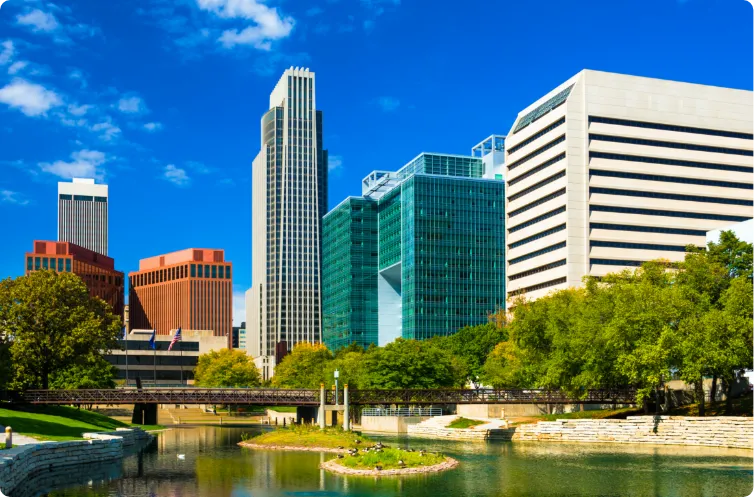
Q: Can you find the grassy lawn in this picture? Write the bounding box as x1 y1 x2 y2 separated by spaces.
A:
263 406 298 413
242 425 371 449
340 447 446 470
664 394 752 417
447 417 486 429
0 404 163 441
539 406 642 422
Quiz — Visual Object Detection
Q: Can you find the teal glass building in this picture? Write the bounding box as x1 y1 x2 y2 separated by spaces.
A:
322 153 506 350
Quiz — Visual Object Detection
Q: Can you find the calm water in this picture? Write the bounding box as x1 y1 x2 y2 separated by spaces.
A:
23 426 753 497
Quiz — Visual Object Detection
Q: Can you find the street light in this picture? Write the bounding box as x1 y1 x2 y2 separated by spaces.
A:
334 369 340 405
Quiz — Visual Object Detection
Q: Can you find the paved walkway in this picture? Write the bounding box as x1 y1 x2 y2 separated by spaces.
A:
0 426 41 446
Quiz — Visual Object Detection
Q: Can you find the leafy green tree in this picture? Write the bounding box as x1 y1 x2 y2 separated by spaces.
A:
439 323 507 384
0 271 121 390
194 348 262 387
50 355 118 389
271 343 333 388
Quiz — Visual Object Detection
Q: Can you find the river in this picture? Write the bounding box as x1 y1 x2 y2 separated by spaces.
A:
26 426 753 497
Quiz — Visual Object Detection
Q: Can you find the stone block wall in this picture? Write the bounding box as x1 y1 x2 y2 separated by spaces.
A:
407 425 513 441
0 428 152 495
512 416 753 449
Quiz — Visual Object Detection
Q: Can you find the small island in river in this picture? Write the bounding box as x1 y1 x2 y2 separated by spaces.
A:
238 425 458 475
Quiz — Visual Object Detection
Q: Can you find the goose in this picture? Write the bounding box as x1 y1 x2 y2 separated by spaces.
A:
177 454 185 460
354 439 362 444
375 465 382 471
337 454 344 459
398 460 406 468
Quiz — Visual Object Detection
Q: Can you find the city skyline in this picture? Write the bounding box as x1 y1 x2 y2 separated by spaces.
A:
0 0 752 327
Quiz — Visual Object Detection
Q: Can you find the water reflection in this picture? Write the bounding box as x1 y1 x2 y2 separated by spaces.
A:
36 426 752 497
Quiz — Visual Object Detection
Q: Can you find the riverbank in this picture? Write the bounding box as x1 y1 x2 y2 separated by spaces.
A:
239 425 371 451
321 453 459 476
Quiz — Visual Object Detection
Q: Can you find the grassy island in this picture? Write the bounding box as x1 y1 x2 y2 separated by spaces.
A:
447 417 486 429
239 425 371 451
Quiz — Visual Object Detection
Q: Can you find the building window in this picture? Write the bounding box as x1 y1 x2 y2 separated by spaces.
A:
508 277 567 297
509 224 567 249
65 259 71 272
58 259 64 272
212 265 217 279
508 135 566 171
204 265 210 278
590 259 644 267
509 153 566 187
589 169 752 190
219 266 224 279
226 266 232 279
513 85 573 134
509 259 567 280
191 264 196 277
590 187 753 206
26 257 32 271
589 223 706 236
59 194 72 200
588 116 754 140
509 241 566 265
198 265 203 278
508 117 566 154
509 188 566 217
508 170 566 202
94 196 107 202
42 258 48 270
589 205 749 222
591 240 692 252
73 195 94 201
589 134 753 157
589 151 752 174
509 206 566 233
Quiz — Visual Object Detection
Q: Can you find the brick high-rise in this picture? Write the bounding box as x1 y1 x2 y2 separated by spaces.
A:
128 248 233 348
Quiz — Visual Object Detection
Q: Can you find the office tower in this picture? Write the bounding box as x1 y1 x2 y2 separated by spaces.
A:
472 135 507 180
249 67 328 379
25 240 124 318
129 248 233 348
504 70 753 305
58 178 108 255
322 153 506 350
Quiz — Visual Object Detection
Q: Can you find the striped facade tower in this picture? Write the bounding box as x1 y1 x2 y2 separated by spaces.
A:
58 178 108 256
248 67 328 380
128 248 233 349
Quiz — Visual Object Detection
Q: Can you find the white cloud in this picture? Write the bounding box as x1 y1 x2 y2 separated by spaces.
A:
39 149 108 180
0 41 14 65
67 103 91 116
91 120 122 141
376 96 400 112
196 0 295 49
163 164 190 186
68 69 87 89
328 154 343 173
17 9 60 32
233 288 246 326
0 78 63 116
143 121 163 132
0 190 30 206
117 96 148 114
8 61 29 75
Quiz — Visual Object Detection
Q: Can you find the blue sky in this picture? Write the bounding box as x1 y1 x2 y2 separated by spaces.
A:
0 0 751 324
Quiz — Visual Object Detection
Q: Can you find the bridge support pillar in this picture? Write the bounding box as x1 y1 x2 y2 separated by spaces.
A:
132 403 157 425
343 384 350 432
319 383 326 429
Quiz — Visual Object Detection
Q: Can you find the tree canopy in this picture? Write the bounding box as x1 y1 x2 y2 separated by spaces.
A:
0 270 121 390
194 348 262 388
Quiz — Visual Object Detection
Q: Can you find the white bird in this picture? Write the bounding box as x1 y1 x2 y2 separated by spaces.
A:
0 0 9 10
177 454 185 460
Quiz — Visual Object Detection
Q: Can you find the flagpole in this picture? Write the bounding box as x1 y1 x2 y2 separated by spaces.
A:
153 329 157 386
124 327 129 387
180 340 184 387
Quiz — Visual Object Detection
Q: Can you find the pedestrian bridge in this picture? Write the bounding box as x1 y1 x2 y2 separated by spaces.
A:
20 388 637 406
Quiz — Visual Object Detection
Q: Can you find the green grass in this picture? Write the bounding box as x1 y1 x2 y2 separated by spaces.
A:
242 424 371 449
664 394 752 417
0 404 160 441
539 406 642 422
339 447 446 470
446 417 486 429
264 406 298 413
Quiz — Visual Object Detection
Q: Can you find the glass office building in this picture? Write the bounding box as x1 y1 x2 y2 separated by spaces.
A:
323 153 506 350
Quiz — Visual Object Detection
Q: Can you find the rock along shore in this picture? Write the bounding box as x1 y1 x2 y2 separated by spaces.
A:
320 456 459 476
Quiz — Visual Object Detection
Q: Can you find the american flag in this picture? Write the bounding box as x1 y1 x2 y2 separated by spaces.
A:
168 327 182 351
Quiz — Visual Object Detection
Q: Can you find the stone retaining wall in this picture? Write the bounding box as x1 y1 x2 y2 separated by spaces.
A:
0 428 152 495
407 425 512 441
512 416 753 449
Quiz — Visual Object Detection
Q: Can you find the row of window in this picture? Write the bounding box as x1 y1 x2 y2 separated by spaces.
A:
590 187 753 206
509 259 566 281
509 206 566 233
132 264 232 287
508 135 566 171
589 134 753 157
509 241 566 265
117 340 200 352
513 85 573 134
589 223 707 236
59 194 107 202
591 240 690 252
590 169 752 190
508 170 566 202
589 116 754 140
508 117 566 154
106 355 198 366
590 259 644 267
508 277 567 297
590 205 750 222
509 223 567 249
28 256 71 273
590 151 752 173
509 188 566 218
508 152 566 187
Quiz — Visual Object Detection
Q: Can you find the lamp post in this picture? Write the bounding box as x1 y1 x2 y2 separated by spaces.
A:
334 369 340 406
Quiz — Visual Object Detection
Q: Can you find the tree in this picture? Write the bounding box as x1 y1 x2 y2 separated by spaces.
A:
194 348 262 388
50 355 118 389
439 323 507 385
271 343 333 389
0 271 121 390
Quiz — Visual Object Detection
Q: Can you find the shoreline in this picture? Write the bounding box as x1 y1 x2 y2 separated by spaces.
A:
238 442 347 453
320 456 459 476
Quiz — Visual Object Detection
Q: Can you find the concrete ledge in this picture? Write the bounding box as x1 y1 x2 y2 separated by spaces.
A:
0 428 153 495
320 456 459 476
407 425 513 441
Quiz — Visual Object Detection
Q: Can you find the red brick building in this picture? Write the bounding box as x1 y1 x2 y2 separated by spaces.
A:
128 249 232 348
25 240 124 318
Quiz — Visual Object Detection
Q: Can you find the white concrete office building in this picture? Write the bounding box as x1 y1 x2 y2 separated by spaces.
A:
504 70 753 304
248 67 328 379
58 178 108 256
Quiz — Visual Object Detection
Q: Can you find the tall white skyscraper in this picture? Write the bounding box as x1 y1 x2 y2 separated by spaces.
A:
504 70 752 305
58 178 109 256
248 67 328 379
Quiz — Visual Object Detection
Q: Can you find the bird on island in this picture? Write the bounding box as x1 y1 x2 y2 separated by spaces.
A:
354 439 361 444
375 465 383 471
336 446 344 450
398 460 406 468
177 454 185 460
337 454 344 459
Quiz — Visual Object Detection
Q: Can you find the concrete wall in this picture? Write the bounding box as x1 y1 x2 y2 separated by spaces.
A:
0 428 152 495
457 403 630 418
513 416 753 449
361 416 427 434
407 424 511 441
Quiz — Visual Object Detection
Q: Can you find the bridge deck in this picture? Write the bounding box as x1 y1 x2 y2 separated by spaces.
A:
20 388 637 406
